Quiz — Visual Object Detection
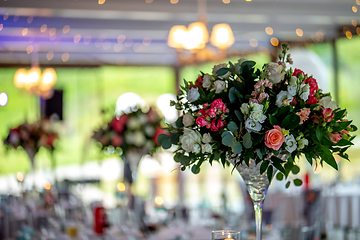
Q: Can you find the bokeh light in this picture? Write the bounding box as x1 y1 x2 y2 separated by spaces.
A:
22 28 28 36
114 43 123 52
270 37 279 46
74 34 81 43
40 24 47 33
265 27 273 35
296 28 303 37
133 43 143 52
352 6 358 13
117 35 126 43
143 37 151 46
3 13 9 21
146 0 153 3
117 182 126 192
0 92 8 106
44 180 51 190
49 28 56 36
352 20 357 27
249 38 258 47
63 25 70 34
47 51 54 60
0 24 3 31
26 45 33 54
170 0 179 4
222 0 230 4
16 172 24 182
155 196 164 206
83 36 92 45
27 16 33 24
62 52 70 62
98 0 105 4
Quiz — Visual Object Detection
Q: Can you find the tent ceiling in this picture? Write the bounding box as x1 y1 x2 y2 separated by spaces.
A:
0 0 358 66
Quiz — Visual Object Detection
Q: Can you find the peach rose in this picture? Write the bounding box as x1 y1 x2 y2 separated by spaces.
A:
264 125 285 150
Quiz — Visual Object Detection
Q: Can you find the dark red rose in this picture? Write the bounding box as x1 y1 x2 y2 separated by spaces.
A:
303 77 319 96
307 96 318 105
195 75 204 89
292 68 305 77
110 115 128 133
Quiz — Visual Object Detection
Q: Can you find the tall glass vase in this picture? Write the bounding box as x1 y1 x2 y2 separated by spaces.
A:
227 153 288 240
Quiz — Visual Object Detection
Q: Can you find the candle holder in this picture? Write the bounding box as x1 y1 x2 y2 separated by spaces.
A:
212 230 240 240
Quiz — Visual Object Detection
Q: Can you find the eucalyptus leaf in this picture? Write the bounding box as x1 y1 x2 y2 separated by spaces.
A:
243 132 252 149
157 134 169 145
191 165 200 174
170 133 180 144
216 68 230 77
235 110 243 122
276 172 284 181
293 178 303 186
228 121 238 132
161 138 172 149
291 165 300 175
285 181 291 189
175 117 184 128
231 142 243 154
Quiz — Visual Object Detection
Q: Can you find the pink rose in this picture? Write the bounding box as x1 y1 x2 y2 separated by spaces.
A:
211 99 227 112
210 119 225 132
264 125 285 150
328 132 342 144
196 116 208 127
208 108 217 118
322 108 334 122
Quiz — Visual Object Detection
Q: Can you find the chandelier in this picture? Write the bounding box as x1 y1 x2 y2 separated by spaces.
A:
167 0 234 65
14 67 57 99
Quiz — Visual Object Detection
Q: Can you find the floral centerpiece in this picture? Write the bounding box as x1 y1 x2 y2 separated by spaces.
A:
3 117 58 168
159 43 356 184
92 107 164 161
158 43 357 239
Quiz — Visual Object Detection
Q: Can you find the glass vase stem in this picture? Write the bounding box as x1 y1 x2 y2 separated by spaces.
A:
254 201 263 240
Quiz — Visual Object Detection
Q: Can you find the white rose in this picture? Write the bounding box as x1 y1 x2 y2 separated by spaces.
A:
240 103 249 115
182 113 195 127
180 128 201 153
212 63 228 76
299 84 310 101
212 80 226 94
202 133 212 143
289 76 298 86
250 110 267 123
144 125 155 136
287 85 297 97
319 96 339 110
268 62 285 84
187 87 200 102
285 135 297 153
202 74 212 89
297 138 309 150
245 118 262 132
276 90 292 107
202 143 213 154
193 144 201 154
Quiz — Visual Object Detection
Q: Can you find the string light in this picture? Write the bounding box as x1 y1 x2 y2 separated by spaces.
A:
265 27 273 35
40 24 47 33
47 51 54 60
22 28 28 36
62 52 70 62
98 0 105 4
296 28 303 37
352 6 358 13
270 37 279 46
249 38 258 47
63 25 70 34
74 34 81 43
0 24 3 31
26 45 33 54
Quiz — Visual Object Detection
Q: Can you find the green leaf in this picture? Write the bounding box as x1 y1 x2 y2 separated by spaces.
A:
293 178 303 186
207 90 216 101
350 124 357 132
260 160 270 174
228 121 238 133
267 165 274 182
157 134 169 145
333 109 346 120
285 181 291 188
333 120 352 132
336 139 353 146
229 87 239 103
174 152 183 162
235 63 241 74
179 155 191 165
235 110 243 122
191 165 200 174
276 172 284 181
316 125 323 144
291 165 300 175
231 142 243 154
281 114 300 130
271 156 286 174
240 60 256 70
243 132 252 149
170 133 179 144
320 145 338 170
256 149 263 160
216 68 230 77
175 117 184 128
181 166 186 171
269 114 278 126
222 132 236 147
161 138 172 149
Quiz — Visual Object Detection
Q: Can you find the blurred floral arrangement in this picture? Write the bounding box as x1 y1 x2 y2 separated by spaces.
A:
158 43 357 187
3 117 59 166
92 107 164 159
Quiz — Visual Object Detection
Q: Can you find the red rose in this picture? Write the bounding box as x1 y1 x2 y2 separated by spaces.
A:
292 68 305 77
303 77 318 96
110 115 128 133
307 96 318 105
195 75 204 89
